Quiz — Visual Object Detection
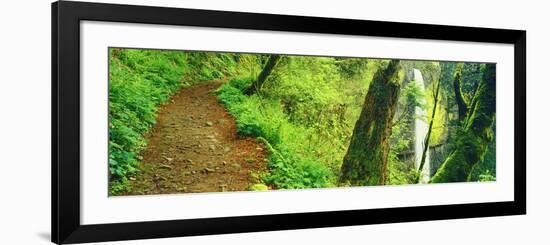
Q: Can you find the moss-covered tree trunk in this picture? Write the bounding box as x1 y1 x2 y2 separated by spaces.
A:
453 63 468 121
430 64 496 183
245 55 281 95
339 60 401 186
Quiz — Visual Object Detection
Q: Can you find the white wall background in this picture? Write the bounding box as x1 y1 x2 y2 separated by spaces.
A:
0 0 547 244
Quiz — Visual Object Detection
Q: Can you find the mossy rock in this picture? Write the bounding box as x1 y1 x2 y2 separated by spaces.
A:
248 184 269 191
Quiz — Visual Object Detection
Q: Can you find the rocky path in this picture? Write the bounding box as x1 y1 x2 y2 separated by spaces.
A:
124 80 268 195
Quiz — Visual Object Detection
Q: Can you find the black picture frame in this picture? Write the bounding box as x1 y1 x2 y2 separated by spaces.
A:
52 1 526 244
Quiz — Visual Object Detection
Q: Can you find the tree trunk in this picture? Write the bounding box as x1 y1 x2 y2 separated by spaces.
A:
464 65 483 125
453 63 468 121
245 55 281 95
415 70 443 183
430 64 496 183
339 60 401 186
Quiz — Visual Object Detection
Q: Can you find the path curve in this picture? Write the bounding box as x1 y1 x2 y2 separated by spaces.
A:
124 80 268 195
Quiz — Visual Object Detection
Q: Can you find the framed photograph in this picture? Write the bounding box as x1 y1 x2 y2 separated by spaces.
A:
52 1 526 244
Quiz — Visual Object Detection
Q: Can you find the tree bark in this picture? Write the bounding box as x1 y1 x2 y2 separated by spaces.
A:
245 55 281 95
453 63 468 121
430 64 496 183
464 65 483 125
339 60 401 186
415 71 442 183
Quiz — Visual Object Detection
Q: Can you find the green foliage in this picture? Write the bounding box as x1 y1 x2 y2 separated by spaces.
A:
334 58 369 80
388 121 418 185
404 80 427 109
218 78 334 188
476 170 496 182
266 57 354 153
109 48 190 193
187 52 232 81
470 130 496 181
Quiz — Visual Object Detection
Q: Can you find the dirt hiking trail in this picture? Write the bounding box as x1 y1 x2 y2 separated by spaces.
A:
124 80 268 195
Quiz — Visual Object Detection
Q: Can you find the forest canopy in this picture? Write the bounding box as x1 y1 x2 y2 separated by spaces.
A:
108 48 496 195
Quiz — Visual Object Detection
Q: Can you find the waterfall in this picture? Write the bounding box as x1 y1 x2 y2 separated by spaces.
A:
413 69 431 183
